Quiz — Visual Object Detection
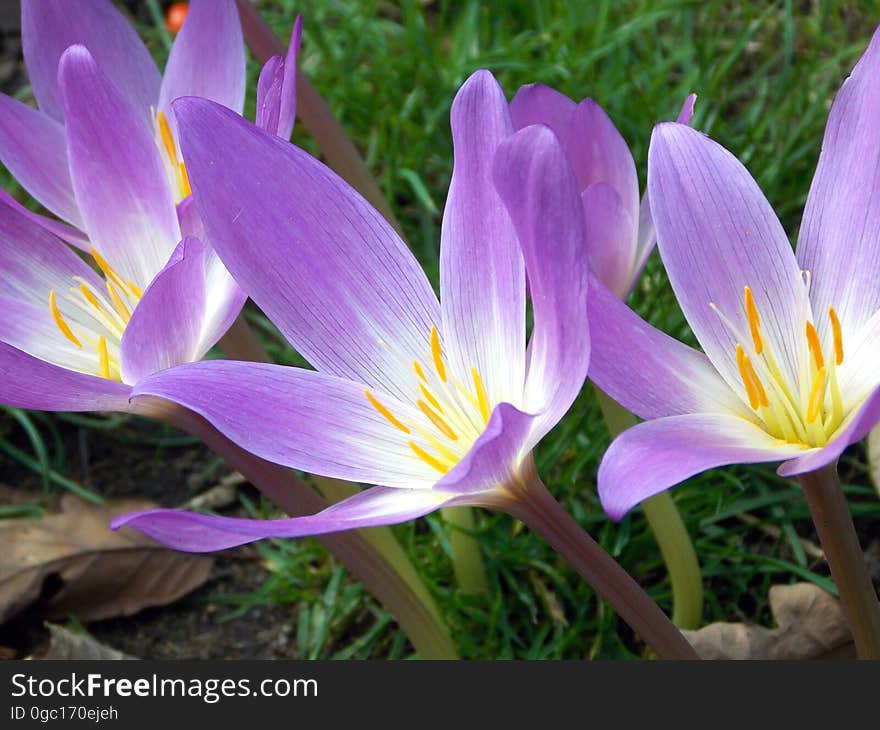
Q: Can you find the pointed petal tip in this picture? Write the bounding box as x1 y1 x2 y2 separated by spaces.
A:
677 93 698 125
290 13 304 54
56 42 92 75
170 93 206 119
109 509 247 552
648 121 707 169
453 69 503 109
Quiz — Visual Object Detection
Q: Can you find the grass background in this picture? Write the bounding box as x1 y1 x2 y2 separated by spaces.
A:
3 0 880 658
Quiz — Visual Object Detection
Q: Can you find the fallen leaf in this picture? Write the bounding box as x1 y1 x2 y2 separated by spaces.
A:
683 582 854 659
30 624 137 660
0 494 213 624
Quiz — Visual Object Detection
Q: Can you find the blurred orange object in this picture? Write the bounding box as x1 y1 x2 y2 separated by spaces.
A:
164 2 189 34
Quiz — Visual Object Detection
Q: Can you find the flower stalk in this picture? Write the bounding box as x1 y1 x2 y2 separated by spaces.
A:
132 395 458 659
495 458 699 660
594 387 703 629
313 475 449 629
798 464 880 659
441 507 489 596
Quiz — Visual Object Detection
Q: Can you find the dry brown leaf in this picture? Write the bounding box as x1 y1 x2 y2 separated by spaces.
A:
683 582 855 659
0 494 213 624
29 624 137 660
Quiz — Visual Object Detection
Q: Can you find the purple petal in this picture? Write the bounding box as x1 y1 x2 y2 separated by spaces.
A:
599 412 810 521
0 341 130 411
0 93 82 227
796 27 880 340
493 125 590 446
119 237 207 384
158 0 245 132
276 14 302 141
176 195 203 239
59 45 180 288
255 15 302 141
587 275 745 420
0 296 103 375
174 197 246 355
630 93 699 293
255 55 284 134
581 183 636 299
111 486 454 552
0 188 88 250
440 70 525 405
435 402 535 494
197 251 247 357
778 385 880 477
648 123 809 398
174 97 440 402
130 361 443 488
22 0 160 125
509 83 577 146
566 98 640 224
676 93 697 125
0 200 102 306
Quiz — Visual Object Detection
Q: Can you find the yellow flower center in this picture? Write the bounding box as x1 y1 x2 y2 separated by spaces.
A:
716 285 845 448
48 249 142 381
365 326 492 474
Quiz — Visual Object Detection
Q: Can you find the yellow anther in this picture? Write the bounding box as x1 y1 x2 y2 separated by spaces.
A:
805 321 824 371
157 110 178 165
828 306 843 365
365 390 410 433
408 441 450 473
736 344 768 409
106 281 131 322
430 326 446 382
78 283 101 310
471 367 491 424
806 367 828 424
97 335 110 379
127 281 144 299
743 286 763 355
413 360 428 383
417 400 458 440
90 248 128 292
178 161 192 198
49 290 82 348
418 383 442 412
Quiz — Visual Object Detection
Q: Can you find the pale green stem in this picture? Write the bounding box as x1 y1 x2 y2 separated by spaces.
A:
866 424 880 501
799 464 880 659
594 387 704 629
442 507 489 596
314 476 448 627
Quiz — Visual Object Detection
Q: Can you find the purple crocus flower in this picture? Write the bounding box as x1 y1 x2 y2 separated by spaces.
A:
112 70 591 550
0 0 285 408
510 85 695 299
591 29 880 520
